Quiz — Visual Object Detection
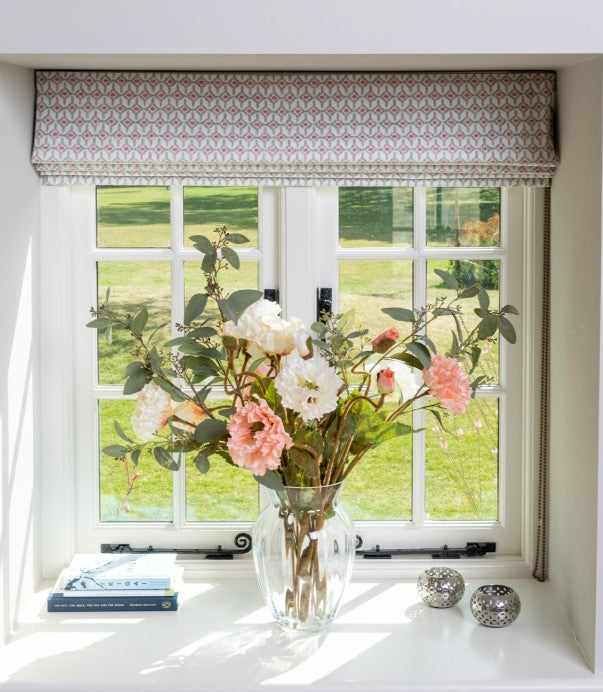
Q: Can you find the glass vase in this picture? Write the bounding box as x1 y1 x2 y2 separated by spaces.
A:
252 481 355 634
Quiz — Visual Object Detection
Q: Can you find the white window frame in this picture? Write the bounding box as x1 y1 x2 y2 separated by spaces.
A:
39 185 542 579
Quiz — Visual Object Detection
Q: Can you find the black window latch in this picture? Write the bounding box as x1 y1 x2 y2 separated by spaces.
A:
355 536 496 559
101 532 252 560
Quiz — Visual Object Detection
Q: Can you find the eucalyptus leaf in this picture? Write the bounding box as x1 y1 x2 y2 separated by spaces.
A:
390 351 424 371
433 268 459 289
381 307 414 322
114 420 133 443
130 307 148 335
153 377 187 402
226 232 250 244
460 285 481 299
406 342 431 369
153 446 180 471
478 287 490 312
125 361 145 376
103 444 128 458
226 289 263 320
498 315 517 344
193 452 211 474
188 326 218 338
416 334 437 354
123 372 149 395
477 314 499 340
189 234 215 254
194 418 228 444
86 317 110 329
184 293 208 325
201 249 217 274
501 304 520 315
221 246 240 270
253 470 285 491
131 448 141 467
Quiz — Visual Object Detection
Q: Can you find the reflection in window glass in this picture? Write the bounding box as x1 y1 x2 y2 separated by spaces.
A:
425 398 499 520
97 261 171 385
426 259 500 382
99 400 173 522
184 186 258 248
97 186 171 248
338 260 413 337
339 187 413 247
426 188 501 247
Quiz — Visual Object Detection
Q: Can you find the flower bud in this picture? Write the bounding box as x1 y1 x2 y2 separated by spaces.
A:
372 327 400 354
221 320 240 352
376 367 396 395
293 328 313 359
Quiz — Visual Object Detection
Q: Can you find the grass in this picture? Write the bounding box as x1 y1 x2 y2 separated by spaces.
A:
95 185 502 523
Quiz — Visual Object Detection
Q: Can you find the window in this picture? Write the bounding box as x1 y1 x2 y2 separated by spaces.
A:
66 185 531 560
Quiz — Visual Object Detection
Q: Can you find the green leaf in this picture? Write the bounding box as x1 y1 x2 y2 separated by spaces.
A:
470 345 481 373
105 325 113 345
125 361 145 376
123 372 149 395
184 293 208 325
188 326 218 338
218 407 237 418
474 308 485 318
254 470 285 491
460 285 480 299
501 304 520 315
131 448 141 467
406 342 431 369
153 377 187 402
189 235 215 254
477 314 499 340
103 444 128 458
164 336 194 347
478 287 490 312
194 418 228 444
434 268 459 289
416 334 437 354
221 246 240 270
201 249 217 274
433 307 459 317
429 409 449 433
105 287 111 304
86 317 111 329
130 307 148 334
390 351 424 371
147 321 169 344
226 232 250 244
227 289 263 320
114 420 133 443
381 307 414 322
498 315 517 344
311 321 327 336
153 446 179 471
193 452 210 474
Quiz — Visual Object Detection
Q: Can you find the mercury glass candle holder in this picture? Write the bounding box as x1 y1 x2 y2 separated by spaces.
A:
470 584 521 627
417 567 465 608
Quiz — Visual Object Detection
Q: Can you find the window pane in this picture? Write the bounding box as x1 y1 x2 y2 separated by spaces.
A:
339 187 413 247
97 186 171 248
183 186 258 248
342 426 412 520
425 397 499 520
426 188 501 247
338 260 413 336
426 259 500 382
97 261 171 385
99 400 173 522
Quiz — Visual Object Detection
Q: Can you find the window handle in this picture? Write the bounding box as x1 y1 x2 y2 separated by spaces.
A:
316 287 332 321
263 288 279 303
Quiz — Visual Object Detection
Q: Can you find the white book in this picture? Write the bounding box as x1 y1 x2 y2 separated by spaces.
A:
62 553 177 591
57 566 183 598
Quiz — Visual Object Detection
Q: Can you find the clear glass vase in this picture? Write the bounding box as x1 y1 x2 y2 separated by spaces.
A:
252 481 355 634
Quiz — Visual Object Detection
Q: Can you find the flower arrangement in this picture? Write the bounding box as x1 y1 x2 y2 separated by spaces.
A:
87 226 518 497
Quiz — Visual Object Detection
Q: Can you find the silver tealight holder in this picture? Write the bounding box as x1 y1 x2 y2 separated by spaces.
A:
470 584 521 627
417 567 465 608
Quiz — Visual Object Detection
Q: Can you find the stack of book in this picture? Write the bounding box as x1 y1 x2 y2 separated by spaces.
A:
47 553 182 612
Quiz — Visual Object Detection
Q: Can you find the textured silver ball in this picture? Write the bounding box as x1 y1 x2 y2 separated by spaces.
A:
470 585 521 627
417 567 465 608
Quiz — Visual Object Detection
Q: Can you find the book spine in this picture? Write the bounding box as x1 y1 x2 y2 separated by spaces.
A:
62 588 173 598
64 576 172 590
48 595 178 612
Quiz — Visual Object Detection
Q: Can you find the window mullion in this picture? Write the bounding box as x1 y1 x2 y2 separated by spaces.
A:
171 184 186 529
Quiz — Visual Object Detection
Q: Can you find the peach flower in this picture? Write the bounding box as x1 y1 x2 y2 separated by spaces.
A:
226 398 293 476
171 400 207 433
372 327 400 354
376 368 396 395
422 355 472 414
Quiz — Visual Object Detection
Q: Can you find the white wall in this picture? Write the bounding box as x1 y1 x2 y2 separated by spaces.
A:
550 57 603 670
0 0 602 58
0 63 40 644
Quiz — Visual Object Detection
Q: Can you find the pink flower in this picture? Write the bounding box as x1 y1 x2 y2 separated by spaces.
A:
474 419 483 430
226 398 293 476
372 327 400 354
376 367 396 395
423 355 472 415
456 428 464 437
439 438 448 450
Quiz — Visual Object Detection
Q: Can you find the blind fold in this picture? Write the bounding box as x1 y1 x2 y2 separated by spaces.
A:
32 71 557 187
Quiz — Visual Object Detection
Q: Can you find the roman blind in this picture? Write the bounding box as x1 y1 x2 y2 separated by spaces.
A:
32 70 557 186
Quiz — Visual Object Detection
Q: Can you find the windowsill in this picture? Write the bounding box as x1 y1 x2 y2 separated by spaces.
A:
1 577 598 691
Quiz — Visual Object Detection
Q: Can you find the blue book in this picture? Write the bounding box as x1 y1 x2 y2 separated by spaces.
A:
62 553 177 591
47 592 178 612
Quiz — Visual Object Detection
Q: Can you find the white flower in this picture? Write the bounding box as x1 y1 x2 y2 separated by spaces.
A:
292 327 313 358
130 382 173 441
236 299 303 356
369 358 423 403
275 352 343 422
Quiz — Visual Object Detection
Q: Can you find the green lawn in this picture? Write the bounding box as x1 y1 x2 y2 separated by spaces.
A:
96 185 501 523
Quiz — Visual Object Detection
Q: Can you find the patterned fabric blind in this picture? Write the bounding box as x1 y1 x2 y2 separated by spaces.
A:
32 70 558 186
